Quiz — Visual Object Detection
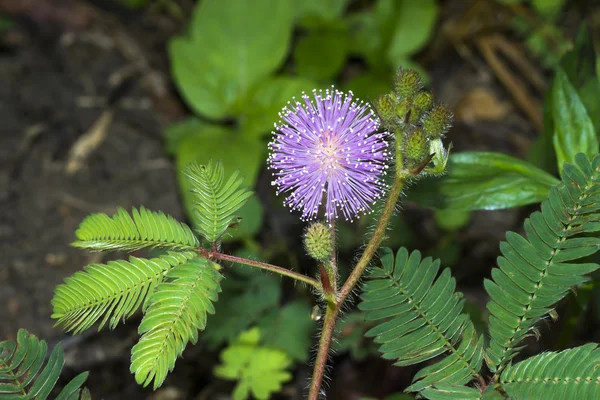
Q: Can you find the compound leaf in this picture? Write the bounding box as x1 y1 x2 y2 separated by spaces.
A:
485 153 600 374
359 247 484 392
72 207 199 252
130 257 222 389
497 344 600 399
184 160 253 243
51 251 197 334
0 329 89 400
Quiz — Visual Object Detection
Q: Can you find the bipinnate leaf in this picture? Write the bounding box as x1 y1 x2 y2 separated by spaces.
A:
184 160 253 243
130 257 222 389
552 68 598 173
497 344 600 399
485 153 600 373
0 329 89 400
72 206 199 252
52 251 197 334
359 247 484 392
214 327 292 400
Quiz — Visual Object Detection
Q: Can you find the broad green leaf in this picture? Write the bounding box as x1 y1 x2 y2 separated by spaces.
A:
347 0 397 67
170 0 294 119
407 152 560 210
343 71 392 102
387 0 438 62
167 122 264 239
258 300 315 362
333 311 379 360
240 76 316 139
214 328 292 400
294 0 348 26
552 68 598 172
294 27 348 81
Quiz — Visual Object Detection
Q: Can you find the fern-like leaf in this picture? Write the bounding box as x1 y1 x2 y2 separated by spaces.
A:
421 384 482 400
359 247 484 392
485 153 600 374
72 206 199 252
51 251 197 334
0 329 89 399
130 257 222 389
497 344 600 399
184 160 253 243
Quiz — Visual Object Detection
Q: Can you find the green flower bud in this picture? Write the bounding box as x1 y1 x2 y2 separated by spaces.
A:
304 222 333 261
404 128 429 165
423 103 453 138
394 68 422 99
409 90 434 123
396 97 412 122
375 93 398 124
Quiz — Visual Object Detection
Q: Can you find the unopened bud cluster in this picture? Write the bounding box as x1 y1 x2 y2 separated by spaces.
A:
374 68 453 174
304 222 333 262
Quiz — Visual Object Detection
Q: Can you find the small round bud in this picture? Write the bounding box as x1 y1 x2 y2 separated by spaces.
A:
304 222 333 261
409 90 434 123
404 128 429 164
375 93 398 123
423 103 453 138
394 68 423 99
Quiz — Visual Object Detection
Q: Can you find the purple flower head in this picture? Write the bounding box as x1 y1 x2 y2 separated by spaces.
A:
268 88 389 222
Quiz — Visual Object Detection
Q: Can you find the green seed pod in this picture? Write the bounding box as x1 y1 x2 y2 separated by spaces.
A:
404 128 429 164
304 222 333 262
375 93 398 124
409 90 434 123
394 68 422 99
423 103 453 138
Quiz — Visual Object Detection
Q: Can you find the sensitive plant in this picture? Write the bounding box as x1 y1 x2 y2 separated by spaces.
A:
46 66 600 400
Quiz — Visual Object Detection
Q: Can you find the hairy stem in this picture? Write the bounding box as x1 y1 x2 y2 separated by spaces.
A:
308 303 338 400
339 172 407 304
205 251 320 289
330 220 337 292
308 172 408 398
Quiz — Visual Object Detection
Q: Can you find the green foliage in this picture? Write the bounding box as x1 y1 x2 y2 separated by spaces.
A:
420 384 482 400
359 248 484 392
294 26 348 81
348 0 437 74
214 327 292 400
131 257 222 389
72 207 199 252
166 122 265 242
485 153 600 373
257 301 315 362
497 344 600 399
203 265 282 347
184 160 253 244
552 68 598 172
52 251 197 334
169 0 294 119
0 329 89 400
334 311 379 360
408 151 560 210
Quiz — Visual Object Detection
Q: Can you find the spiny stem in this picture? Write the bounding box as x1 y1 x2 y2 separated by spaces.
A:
307 172 408 399
308 303 338 400
204 250 320 289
